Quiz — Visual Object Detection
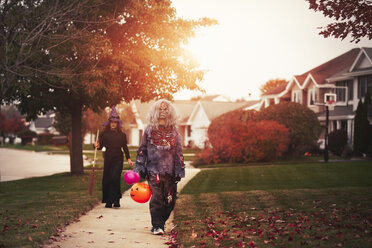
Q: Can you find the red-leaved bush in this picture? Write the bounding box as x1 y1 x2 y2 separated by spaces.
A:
195 115 290 164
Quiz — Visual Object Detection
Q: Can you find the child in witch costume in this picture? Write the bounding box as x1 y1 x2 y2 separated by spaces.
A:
95 106 133 208
134 99 185 235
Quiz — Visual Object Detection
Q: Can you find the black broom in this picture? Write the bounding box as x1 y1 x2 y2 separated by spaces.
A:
88 130 99 196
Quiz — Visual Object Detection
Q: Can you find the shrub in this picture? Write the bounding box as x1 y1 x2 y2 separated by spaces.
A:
217 109 257 123
37 133 54 145
193 148 221 165
328 129 348 156
207 115 289 163
341 145 353 159
18 129 37 146
256 102 321 155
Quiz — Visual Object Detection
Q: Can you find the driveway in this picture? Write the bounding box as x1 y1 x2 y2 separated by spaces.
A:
0 148 70 182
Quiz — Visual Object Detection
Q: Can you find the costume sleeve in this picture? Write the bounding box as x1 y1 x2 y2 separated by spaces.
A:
133 128 148 174
122 133 130 159
174 131 185 178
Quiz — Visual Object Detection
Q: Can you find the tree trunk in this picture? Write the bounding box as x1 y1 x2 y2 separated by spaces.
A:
70 99 84 175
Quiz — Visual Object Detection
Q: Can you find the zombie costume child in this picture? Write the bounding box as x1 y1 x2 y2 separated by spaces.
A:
96 106 133 208
134 99 185 235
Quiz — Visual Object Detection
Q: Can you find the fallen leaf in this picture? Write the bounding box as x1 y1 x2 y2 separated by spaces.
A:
2 224 9 233
191 229 198 239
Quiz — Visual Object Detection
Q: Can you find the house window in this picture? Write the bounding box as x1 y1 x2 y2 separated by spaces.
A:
308 88 316 106
336 80 352 103
292 90 301 103
358 75 372 98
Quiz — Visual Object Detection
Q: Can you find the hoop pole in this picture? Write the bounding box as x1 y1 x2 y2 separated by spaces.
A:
324 105 329 163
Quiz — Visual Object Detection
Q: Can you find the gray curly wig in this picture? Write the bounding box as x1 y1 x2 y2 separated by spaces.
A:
147 99 178 129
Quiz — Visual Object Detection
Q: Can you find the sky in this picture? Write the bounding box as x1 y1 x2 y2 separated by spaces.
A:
171 0 372 101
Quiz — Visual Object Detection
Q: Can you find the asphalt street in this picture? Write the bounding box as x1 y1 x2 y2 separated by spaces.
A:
0 148 70 182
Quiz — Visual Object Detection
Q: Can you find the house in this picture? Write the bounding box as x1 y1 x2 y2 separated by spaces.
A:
130 97 258 147
29 110 59 135
254 47 372 148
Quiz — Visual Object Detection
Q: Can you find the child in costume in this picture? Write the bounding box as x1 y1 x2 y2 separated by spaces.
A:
95 106 133 208
134 99 185 235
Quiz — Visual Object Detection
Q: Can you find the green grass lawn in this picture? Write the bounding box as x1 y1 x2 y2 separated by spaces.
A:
182 162 372 193
3 143 69 152
0 171 131 248
172 161 372 247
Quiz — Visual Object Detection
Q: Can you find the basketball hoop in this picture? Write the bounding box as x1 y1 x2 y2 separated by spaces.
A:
325 101 335 111
324 93 337 111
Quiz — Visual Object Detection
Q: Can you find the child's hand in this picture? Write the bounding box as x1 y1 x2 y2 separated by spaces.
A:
128 159 134 167
94 140 100 149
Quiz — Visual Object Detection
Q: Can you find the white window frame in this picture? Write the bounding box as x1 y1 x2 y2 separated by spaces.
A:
292 90 301 103
308 88 316 106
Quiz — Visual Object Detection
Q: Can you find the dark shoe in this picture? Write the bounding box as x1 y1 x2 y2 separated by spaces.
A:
105 202 112 208
113 201 120 208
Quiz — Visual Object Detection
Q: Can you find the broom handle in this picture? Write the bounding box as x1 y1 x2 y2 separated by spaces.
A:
93 130 99 169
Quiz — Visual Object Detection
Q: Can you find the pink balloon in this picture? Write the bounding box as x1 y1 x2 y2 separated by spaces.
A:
124 170 140 185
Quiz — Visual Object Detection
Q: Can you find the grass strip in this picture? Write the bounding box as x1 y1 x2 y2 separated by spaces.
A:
0 171 131 248
182 161 372 194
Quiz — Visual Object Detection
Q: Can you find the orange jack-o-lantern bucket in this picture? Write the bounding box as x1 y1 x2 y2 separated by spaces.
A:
130 183 151 203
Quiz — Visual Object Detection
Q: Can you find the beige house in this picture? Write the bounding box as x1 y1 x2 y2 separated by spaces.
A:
28 110 59 135
129 97 258 147
253 47 372 148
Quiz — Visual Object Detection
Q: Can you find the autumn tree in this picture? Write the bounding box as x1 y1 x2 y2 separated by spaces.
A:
4 0 215 175
260 79 288 95
0 1 86 115
83 108 108 143
306 0 372 43
118 104 136 134
0 107 25 144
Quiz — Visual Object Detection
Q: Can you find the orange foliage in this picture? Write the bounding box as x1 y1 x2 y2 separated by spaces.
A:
195 115 289 164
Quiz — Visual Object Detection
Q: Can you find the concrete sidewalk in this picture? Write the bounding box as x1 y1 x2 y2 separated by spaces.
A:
44 165 200 248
